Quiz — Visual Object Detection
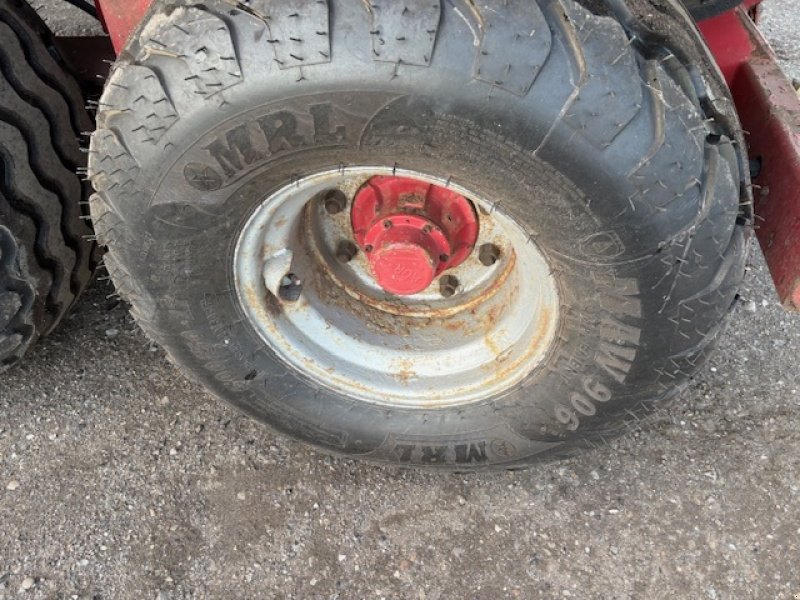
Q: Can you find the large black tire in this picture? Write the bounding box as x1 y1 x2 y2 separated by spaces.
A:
89 0 750 469
0 0 95 371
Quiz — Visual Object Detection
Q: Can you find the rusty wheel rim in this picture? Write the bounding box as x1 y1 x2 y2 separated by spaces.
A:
234 167 560 408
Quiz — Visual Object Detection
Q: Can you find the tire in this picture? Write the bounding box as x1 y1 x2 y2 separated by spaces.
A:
0 0 95 371
89 0 750 469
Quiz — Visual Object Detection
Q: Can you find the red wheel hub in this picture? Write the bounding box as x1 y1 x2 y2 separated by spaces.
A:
351 176 479 295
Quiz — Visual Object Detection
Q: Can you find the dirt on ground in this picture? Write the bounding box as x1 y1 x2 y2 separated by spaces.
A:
1 1 799 599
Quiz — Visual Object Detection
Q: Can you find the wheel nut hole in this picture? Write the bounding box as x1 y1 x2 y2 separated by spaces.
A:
322 189 347 215
440 275 459 298
336 240 358 263
279 273 303 302
479 243 501 267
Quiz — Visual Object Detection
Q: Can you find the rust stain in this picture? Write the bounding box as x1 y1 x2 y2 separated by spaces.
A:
482 306 553 389
244 282 282 319
338 247 517 320
392 358 417 384
301 189 520 323
484 333 502 359
442 319 466 332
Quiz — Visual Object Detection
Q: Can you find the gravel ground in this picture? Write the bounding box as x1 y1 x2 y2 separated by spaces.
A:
760 0 800 81
2 2 800 599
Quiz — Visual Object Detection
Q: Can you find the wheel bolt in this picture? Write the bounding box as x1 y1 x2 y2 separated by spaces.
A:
278 273 303 302
336 240 358 263
440 275 459 298
323 189 347 215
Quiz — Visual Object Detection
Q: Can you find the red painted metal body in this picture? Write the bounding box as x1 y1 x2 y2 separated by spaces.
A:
93 0 800 308
95 0 152 53
699 6 800 308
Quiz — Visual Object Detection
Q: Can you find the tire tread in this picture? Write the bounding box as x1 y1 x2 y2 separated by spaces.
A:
0 0 94 368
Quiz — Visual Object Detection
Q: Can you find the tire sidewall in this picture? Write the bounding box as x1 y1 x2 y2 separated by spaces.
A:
117 89 674 467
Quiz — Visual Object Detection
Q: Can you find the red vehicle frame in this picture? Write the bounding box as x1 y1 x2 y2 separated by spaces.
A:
93 0 800 309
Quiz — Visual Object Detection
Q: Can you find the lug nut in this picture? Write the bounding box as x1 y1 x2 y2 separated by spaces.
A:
336 240 358 263
479 243 501 267
440 275 459 298
322 189 347 215
278 273 303 302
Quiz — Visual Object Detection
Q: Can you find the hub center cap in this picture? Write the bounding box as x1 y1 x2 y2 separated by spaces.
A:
351 176 479 295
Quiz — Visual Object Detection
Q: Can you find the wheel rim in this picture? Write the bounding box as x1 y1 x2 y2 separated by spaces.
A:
234 167 560 409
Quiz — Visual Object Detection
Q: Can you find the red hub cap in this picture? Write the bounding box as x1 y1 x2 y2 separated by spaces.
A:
351 176 479 295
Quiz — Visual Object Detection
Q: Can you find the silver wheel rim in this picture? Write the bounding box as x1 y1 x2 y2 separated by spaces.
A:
234 167 560 409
